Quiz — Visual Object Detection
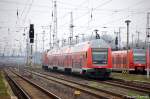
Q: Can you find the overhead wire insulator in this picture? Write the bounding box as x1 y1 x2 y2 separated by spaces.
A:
90 8 93 20
17 8 19 19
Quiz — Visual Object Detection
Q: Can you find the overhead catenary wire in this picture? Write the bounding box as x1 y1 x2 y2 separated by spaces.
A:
58 0 150 29
1 0 150 51
59 0 113 28
23 0 34 24
20 0 30 18
70 0 150 33
3 0 149 38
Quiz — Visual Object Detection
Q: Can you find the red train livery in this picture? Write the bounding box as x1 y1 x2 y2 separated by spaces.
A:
42 39 112 78
112 49 148 73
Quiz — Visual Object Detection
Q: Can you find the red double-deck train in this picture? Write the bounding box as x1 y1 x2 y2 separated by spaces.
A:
112 49 149 73
42 39 112 79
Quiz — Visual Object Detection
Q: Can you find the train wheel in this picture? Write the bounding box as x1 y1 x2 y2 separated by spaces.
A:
135 67 137 74
53 67 58 71
64 68 71 74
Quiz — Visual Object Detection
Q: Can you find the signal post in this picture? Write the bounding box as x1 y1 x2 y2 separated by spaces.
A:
29 24 34 69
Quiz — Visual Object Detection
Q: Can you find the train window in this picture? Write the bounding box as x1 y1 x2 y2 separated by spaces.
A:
133 49 146 64
92 48 107 65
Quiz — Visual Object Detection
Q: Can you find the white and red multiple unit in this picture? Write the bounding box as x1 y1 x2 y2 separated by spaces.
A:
112 49 148 73
42 39 112 78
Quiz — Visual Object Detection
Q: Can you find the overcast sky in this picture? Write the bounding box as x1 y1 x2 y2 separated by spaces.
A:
0 0 150 55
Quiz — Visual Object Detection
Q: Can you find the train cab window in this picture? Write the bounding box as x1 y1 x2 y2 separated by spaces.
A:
133 49 146 64
92 48 108 65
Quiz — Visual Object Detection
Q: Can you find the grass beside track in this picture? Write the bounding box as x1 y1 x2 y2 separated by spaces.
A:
89 81 149 98
111 72 150 83
0 70 10 99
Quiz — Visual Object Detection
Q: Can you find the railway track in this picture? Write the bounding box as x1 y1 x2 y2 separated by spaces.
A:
111 78 150 89
5 69 61 99
105 79 150 91
102 80 150 94
46 69 150 95
42 68 150 90
24 69 134 99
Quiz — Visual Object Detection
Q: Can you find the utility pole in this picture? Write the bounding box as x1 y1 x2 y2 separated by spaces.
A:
49 25 52 49
69 12 74 45
14 39 22 57
23 28 26 64
42 30 45 52
3 42 8 57
52 34 54 48
118 27 121 49
52 0 57 48
26 31 29 65
19 41 22 57
75 35 79 44
125 20 131 74
146 12 150 79
61 39 64 47
3 47 5 57
35 34 38 64
136 31 140 48
12 48 14 57
138 31 140 48
57 40 59 47
132 34 134 48
62 39 66 47
118 27 125 49
81 34 85 42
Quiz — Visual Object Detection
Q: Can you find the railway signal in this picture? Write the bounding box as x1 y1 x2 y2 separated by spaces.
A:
29 24 34 67
29 24 34 43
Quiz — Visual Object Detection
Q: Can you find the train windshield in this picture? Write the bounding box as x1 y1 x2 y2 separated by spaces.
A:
133 49 146 64
92 48 108 65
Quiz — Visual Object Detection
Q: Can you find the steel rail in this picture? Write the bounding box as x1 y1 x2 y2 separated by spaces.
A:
7 69 61 99
25 69 130 99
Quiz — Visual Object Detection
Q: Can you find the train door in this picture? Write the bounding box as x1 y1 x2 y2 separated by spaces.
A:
121 54 124 70
112 54 117 69
123 54 127 71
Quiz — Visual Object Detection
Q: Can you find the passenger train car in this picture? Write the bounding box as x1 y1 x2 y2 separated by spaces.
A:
42 39 112 79
112 49 148 73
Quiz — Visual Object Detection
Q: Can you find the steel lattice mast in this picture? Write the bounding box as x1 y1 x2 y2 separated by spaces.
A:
52 0 58 48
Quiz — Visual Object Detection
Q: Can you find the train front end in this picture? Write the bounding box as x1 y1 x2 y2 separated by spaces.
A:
82 40 112 79
132 49 146 73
